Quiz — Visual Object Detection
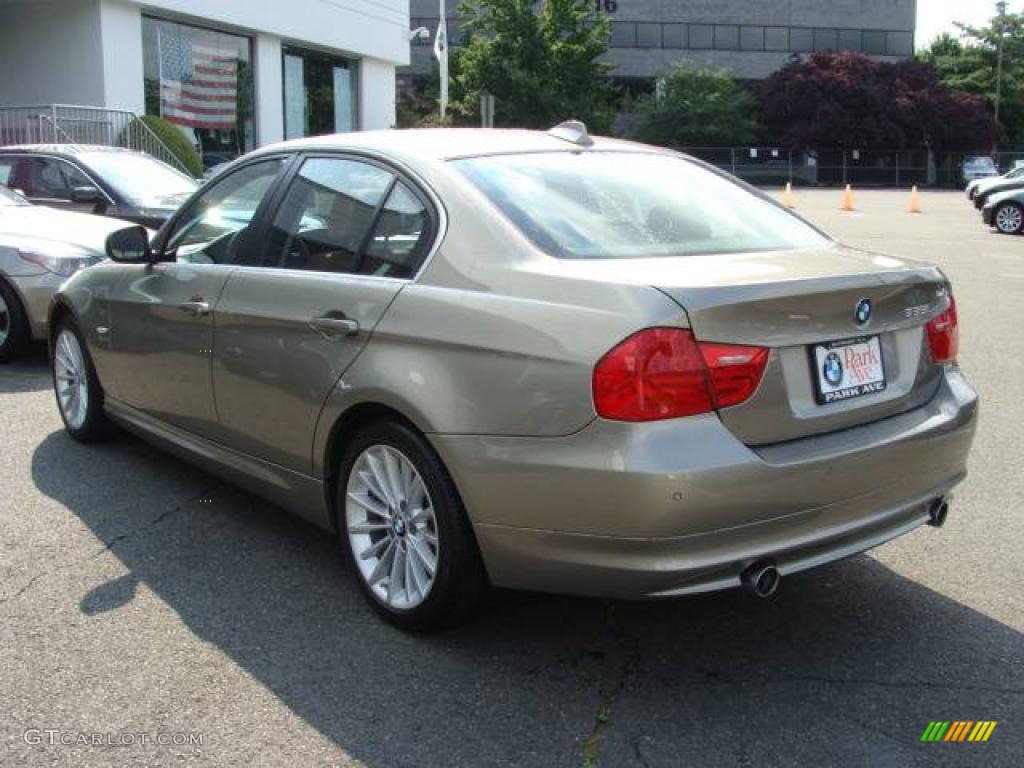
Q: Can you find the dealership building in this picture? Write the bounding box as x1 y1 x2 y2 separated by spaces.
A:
407 0 918 82
0 0 410 159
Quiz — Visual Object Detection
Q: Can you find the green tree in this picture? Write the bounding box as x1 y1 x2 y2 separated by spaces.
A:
631 65 757 147
452 0 615 131
920 10 1024 144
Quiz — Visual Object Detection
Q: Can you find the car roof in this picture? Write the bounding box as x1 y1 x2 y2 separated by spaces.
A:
251 128 661 164
0 144 143 157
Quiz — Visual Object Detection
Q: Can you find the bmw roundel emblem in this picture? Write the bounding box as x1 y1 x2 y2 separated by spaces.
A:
823 352 844 386
854 298 872 326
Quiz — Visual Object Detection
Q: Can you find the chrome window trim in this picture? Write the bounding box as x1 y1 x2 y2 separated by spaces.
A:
237 146 449 285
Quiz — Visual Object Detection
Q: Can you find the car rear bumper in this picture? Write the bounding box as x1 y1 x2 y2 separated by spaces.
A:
431 368 978 599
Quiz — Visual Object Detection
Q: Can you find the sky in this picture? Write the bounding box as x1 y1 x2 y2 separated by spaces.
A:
916 0 1012 49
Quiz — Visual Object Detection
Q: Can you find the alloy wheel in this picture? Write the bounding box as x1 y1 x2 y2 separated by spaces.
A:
995 204 1023 234
54 329 89 429
345 444 439 610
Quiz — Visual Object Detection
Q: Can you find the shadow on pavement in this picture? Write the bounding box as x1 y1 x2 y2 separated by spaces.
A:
30 428 1024 768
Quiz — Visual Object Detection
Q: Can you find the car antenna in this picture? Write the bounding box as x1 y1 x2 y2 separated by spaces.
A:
547 120 594 148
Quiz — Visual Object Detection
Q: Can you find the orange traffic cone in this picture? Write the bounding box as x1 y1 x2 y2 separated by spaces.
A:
907 185 922 214
840 184 856 212
781 182 796 209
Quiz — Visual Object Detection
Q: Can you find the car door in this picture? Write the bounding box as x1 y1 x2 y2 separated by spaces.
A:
102 157 289 436
210 154 438 474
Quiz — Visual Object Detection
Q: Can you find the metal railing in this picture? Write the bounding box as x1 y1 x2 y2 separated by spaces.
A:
0 104 191 175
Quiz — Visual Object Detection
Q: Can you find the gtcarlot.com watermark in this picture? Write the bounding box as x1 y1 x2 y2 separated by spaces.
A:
24 729 203 747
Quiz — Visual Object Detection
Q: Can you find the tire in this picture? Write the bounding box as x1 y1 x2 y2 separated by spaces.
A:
336 420 487 631
0 279 30 363
51 316 109 442
994 202 1024 235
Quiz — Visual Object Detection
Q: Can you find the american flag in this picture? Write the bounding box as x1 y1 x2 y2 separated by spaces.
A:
158 28 238 130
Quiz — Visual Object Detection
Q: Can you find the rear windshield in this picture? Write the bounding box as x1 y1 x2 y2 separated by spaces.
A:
452 151 830 259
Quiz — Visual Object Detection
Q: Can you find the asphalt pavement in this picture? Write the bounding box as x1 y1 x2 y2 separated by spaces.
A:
1 188 1022 767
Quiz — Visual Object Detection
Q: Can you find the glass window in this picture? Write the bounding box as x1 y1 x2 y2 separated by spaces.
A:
78 151 196 202
9 157 90 200
165 158 285 265
764 27 789 51
266 158 394 274
663 23 686 49
887 31 914 56
714 25 739 50
863 30 886 55
453 152 830 260
814 28 838 52
790 28 814 52
636 23 661 48
363 182 433 279
142 16 255 165
740 26 764 51
283 46 358 139
0 158 14 187
689 24 713 49
838 29 862 51
609 21 636 47
0 183 29 206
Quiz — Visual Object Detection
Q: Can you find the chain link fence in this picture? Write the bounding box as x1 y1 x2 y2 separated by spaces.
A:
676 146 1023 189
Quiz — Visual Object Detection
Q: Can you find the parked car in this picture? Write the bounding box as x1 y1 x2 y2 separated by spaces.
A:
960 155 999 188
972 167 1024 210
0 186 131 361
966 165 1024 201
982 187 1024 234
49 126 978 630
0 145 197 228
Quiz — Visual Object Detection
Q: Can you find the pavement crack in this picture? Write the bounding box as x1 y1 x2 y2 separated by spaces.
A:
0 490 206 608
581 604 642 768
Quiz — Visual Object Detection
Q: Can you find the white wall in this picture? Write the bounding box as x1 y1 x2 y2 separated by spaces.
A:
133 0 411 66
254 34 285 145
360 57 397 131
98 0 144 113
0 0 106 106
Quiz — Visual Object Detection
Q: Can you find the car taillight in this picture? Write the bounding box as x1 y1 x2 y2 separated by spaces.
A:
592 328 768 422
926 296 959 364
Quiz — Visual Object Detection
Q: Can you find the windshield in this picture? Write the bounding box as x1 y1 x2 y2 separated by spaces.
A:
0 185 30 206
965 157 997 172
80 152 198 201
453 152 830 259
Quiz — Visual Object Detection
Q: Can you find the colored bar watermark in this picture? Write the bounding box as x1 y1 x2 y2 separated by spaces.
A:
921 721 997 742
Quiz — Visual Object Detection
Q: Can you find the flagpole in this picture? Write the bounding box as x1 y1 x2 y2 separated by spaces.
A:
434 0 449 120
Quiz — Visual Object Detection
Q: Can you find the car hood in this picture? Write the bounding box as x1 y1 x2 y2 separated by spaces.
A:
0 206 134 255
129 190 194 214
985 187 1024 207
981 178 1024 197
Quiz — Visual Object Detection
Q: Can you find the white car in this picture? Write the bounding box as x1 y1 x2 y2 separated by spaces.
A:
966 165 1024 201
0 186 133 361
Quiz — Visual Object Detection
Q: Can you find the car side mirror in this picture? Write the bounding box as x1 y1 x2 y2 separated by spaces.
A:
71 185 101 204
105 226 153 263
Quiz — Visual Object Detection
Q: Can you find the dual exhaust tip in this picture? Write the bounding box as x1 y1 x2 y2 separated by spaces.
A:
740 497 950 598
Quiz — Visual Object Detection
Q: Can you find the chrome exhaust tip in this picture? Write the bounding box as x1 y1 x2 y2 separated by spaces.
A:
928 498 950 528
741 560 780 598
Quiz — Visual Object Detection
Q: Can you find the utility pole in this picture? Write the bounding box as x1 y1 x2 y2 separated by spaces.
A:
995 1 1007 128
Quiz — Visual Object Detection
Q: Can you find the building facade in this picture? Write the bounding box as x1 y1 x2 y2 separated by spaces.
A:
407 0 917 82
0 0 411 160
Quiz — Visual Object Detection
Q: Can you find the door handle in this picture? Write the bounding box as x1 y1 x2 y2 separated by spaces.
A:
180 300 211 316
309 315 360 337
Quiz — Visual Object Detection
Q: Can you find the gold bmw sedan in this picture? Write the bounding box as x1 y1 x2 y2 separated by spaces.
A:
48 125 978 630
